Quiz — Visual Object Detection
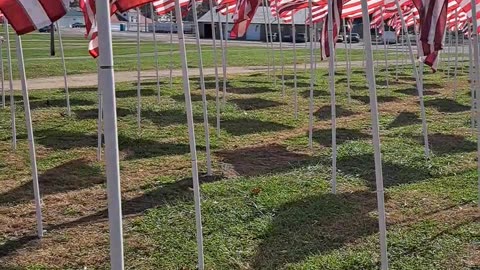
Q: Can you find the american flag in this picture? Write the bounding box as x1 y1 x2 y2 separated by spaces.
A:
216 0 236 14
412 0 448 71
0 0 69 35
230 0 261 38
153 0 191 16
321 0 343 60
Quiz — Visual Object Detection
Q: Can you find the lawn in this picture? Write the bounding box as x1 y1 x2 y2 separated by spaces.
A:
0 31 421 80
0 56 478 269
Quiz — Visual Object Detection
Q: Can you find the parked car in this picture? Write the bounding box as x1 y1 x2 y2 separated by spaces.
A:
71 22 86 28
38 25 55 32
284 33 307 43
336 35 344 43
382 31 397 44
345 33 360 43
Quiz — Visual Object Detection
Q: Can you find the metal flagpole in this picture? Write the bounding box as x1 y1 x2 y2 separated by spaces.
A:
265 0 276 86
348 20 353 93
174 0 206 266
55 22 71 116
304 10 308 73
360 1 389 268
5 20 16 150
15 35 43 239
97 64 103 162
453 9 459 99
396 0 430 158
469 0 480 207
136 8 142 131
192 0 213 176
343 18 351 101
0 34 4 109
169 12 174 91
96 0 125 268
292 19 298 119
208 1 221 136
308 0 315 149
395 31 399 81
218 12 227 104
151 4 161 103
469 25 475 129
327 0 337 194
274 3 285 95
381 12 389 89
261 4 271 78
375 27 379 66
447 30 451 77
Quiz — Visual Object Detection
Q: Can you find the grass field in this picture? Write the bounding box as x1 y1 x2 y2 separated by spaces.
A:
0 31 420 80
0 53 478 269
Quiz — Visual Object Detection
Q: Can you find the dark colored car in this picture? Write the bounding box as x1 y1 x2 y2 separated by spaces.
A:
345 33 360 43
38 26 52 33
71 22 86 28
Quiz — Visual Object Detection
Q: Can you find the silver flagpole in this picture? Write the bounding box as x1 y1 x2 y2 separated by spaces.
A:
169 12 174 90
5 20 16 150
265 0 276 86
174 0 205 266
217 12 227 104
348 20 353 93
395 30 399 81
96 0 125 268
274 4 285 95
151 4 161 103
469 25 475 129
343 17 351 101
208 1 221 136
469 0 480 207
308 0 314 149
55 22 71 116
261 4 271 78
191 0 213 176
375 27 379 66
381 13 389 89
360 1 389 268
327 0 337 193
396 0 430 158
304 10 308 73
447 30 451 77
292 18 298 119
453 9 459 99
136 8 142 131
0 33 4 109
97 63 103 162
15 35 43 238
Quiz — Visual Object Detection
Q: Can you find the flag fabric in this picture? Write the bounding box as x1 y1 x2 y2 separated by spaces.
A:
342 0 382 19
153 0 190 15
321 0 343 60
0 0 69 35
112 0 154 13
216 0 236 14
412 0 448 71
79 0 100 58
230 0 261 38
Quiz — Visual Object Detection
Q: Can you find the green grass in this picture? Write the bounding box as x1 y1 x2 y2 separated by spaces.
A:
0 60 478 269
0 31 422 79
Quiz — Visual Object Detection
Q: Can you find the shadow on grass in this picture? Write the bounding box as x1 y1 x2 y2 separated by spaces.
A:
69 87 98 92
413 133 476 155
350 85 368 91
29 98 95 110
252 191 378 269
33 129 193 160
74 108 132 120
230 98 285 110
300 89 329 98
315 105 357 120
337 153 431 188
424 98 470 113
216 144 312 177
0 174 223 259
170 93 215 103
228 86 277 95
312 128 370 147
351 95 400 104
221 118 293 136
394 88 439 96
0 159 104 205
115 88 157 98
388 111 421 129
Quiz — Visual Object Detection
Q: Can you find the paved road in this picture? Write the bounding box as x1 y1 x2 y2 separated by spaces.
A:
14 61 365 91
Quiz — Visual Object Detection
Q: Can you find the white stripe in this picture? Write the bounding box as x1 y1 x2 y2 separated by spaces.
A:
18 0 52 29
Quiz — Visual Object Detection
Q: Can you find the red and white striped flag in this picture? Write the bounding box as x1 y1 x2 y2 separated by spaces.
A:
412 0 448 71
0 0 69 35
216 0 236 14
230 0 261 38
321 0 343 60
153 0 190 15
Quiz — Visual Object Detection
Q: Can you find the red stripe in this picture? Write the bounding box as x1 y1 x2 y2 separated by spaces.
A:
37 0 67 24
0 0 35 34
